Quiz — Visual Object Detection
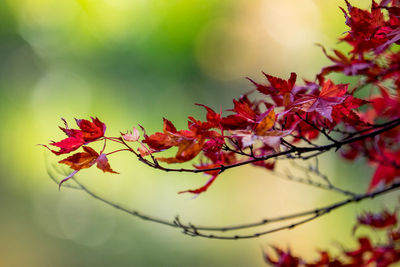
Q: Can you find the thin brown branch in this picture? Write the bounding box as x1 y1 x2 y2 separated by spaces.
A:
176 181 400 239
47 163 400 239
277 165 356 197
295 112 339 144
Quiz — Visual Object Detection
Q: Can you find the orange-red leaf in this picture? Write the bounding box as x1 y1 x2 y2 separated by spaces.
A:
143 118 180 151
58 146 118 189
157 139 205 163
255 109 275 135
178 174 219 194
163 118 177 133
59 146 99 171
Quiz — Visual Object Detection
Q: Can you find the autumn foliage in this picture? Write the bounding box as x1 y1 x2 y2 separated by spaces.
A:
43 0 400 266
265 208 400 267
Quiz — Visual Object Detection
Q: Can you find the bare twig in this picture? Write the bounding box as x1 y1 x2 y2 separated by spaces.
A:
47 165 400 239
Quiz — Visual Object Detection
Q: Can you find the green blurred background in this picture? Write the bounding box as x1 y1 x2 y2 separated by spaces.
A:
0 0 394 266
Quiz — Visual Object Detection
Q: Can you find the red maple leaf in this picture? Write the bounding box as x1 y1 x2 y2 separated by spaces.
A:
195 103 221 128
74 117 106 142
232 98 258 121
248 72 297 96
42 117 106 155
47 130 85 155
345 237 373 264
340 0 390 54
316 45 379 84
329 95 369 128
142 118 180 151
291 80 348 121
370 86 400 120
368 150 400 192
177 161 221 195
355 209 397 231
221 95 275 130
179 152 236 195
178 172 219 194
263 247 302 267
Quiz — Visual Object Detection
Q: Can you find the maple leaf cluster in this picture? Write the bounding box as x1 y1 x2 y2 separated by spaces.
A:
43 0 400 196
42 117 118 188
264 208 400 267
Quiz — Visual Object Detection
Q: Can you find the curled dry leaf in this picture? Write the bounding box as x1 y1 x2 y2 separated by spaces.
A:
122 127 140 142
